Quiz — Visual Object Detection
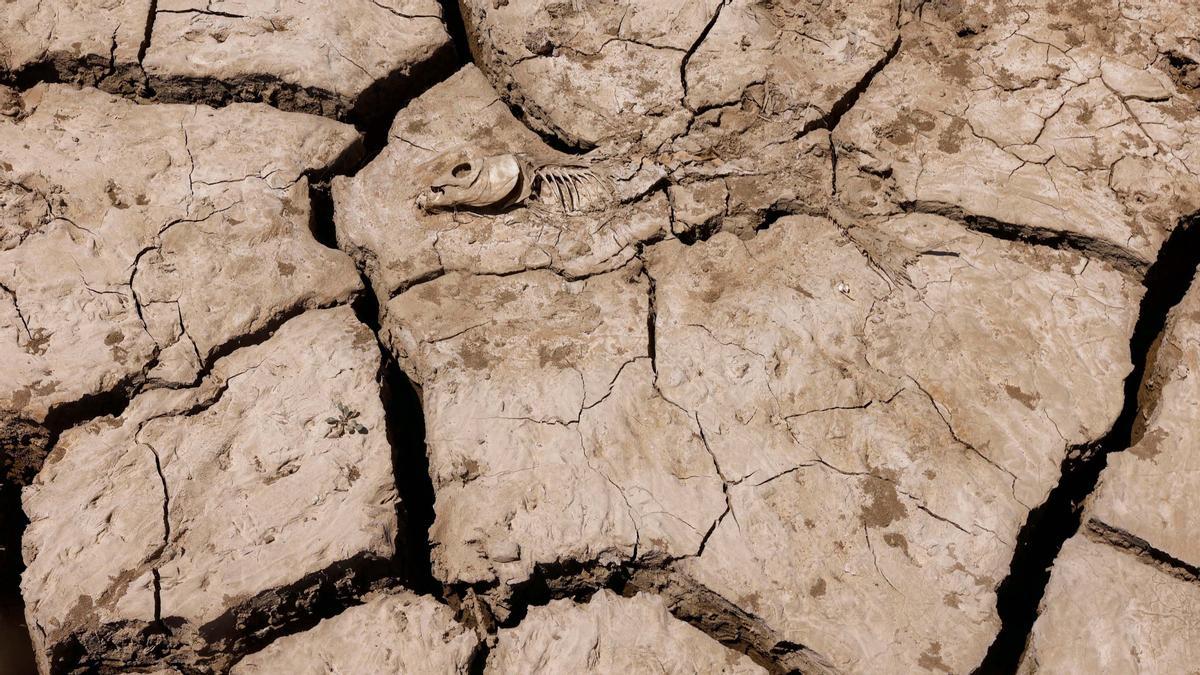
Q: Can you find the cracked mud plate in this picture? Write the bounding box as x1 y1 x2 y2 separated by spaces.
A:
3 0 1200 672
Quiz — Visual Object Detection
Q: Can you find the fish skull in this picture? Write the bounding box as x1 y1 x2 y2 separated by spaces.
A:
416 152 531 212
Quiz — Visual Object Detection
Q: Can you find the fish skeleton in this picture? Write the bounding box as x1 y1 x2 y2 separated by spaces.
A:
416 151 609 214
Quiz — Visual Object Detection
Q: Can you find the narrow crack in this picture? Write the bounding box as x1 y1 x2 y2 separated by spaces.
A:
307 181 341 250
4 4 460 132
437 0 474 66
644 265 658 375
351 284 439 595
623 567 838 675
752 206 794 233
1084 520 1200 584
466 637 491 675
800 34 902 136
679 0 729 111
973 212 1200 674
900 199 1148 277
157 8 249 19
366 0 442 21
495 97 596 155
0 282 32 341
137 0 159 66
692 413 734 559
443 555 830 675
908 377 1026 508
39 372 145 447
175 298 355 393
142 441 171 625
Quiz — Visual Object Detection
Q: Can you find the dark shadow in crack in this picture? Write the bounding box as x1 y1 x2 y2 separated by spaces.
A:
2 402 128 674
193 552 395 667
973 213 1200 674
624 568 836 675
441 558 827 675
901 199 1148 278
40 551 394 673
308 182 341 250
3 9 461 172
441 0 474 68
465 638 491 675
1 53 109 91
0 481 37 675
353 283 439 595
1085 520 1200 583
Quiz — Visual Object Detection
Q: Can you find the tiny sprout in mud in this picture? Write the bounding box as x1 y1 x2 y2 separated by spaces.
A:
325 402 368 438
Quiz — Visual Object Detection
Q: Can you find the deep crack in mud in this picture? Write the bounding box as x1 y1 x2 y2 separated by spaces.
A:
975 214 1200 674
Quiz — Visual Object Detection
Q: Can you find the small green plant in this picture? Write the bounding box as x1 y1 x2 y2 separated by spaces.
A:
325 402 367 438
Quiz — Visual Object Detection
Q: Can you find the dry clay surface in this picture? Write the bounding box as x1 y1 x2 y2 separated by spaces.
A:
2 0 1200 673
1020 276 1200 674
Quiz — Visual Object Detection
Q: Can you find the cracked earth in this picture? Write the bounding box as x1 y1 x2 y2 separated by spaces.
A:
1 0 1199 673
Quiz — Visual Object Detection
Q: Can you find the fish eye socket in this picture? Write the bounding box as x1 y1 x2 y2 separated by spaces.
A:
451 162 473 178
